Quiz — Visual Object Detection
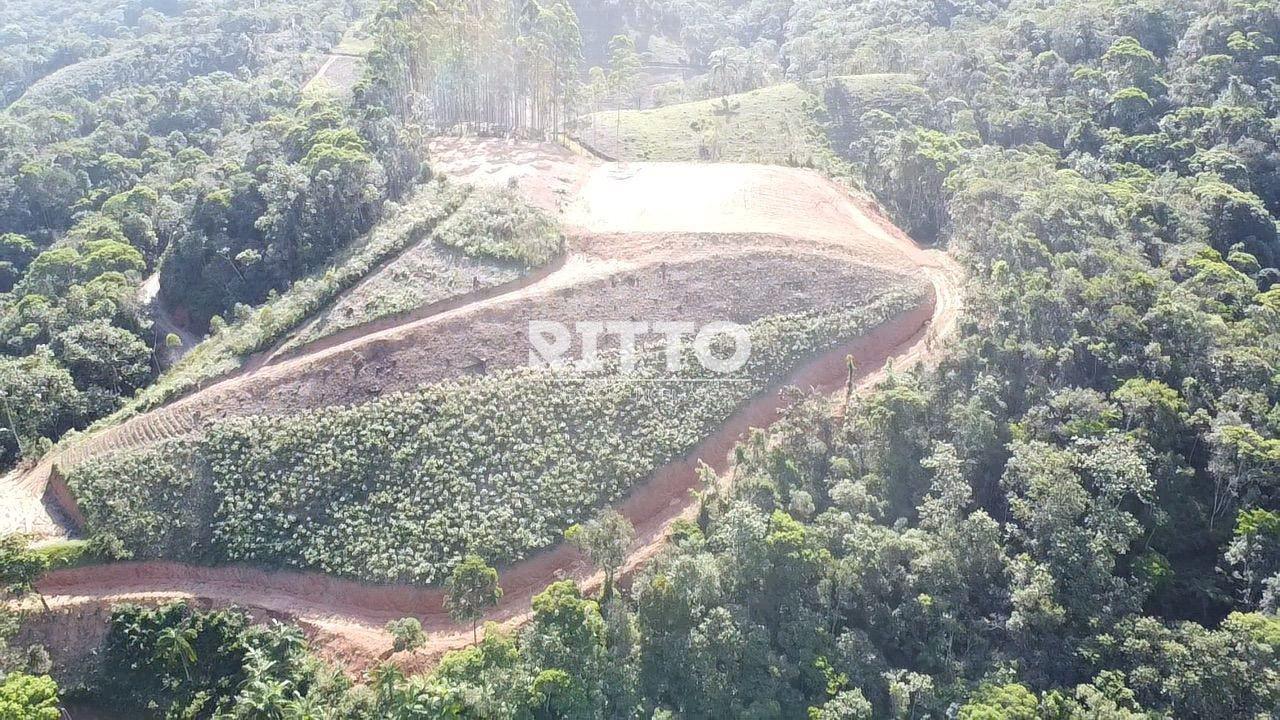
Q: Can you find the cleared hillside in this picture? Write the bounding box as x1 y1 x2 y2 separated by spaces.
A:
5 143 943 559
13 137 961 673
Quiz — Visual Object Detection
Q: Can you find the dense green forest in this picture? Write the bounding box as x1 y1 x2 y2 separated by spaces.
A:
2 0 1280 717
0 0 421 470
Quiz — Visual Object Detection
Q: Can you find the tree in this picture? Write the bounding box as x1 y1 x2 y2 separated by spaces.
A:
565 509 634 600
0 233 34 293
19 247 79 296
958 684 1039 719
445 555 502 643
709 48 741 97
0 535 50 611
809 689 873 720
74 238 145 280
0 673 60 720
155 624 198 681
524 581 610 716
53 320 152 396
607 34 640 135
386 617 426 653
0 351 83 468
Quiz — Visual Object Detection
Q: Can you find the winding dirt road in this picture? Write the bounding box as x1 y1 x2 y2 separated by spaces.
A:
11 139 963 675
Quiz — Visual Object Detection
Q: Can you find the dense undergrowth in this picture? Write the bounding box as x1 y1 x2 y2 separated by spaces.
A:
432 187 564 267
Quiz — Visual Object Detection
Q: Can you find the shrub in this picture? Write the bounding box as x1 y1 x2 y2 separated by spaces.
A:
433 187 563 266
386 618 426 652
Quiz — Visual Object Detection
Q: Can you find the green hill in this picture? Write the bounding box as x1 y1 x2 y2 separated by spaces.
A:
578 74 931 170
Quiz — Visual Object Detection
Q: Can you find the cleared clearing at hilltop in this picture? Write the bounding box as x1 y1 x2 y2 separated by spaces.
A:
579 74 930 167
4 146 943 548
17 138 962 671
57 147 940 582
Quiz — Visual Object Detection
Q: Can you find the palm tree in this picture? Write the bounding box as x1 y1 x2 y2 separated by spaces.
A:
155 624 198 681
709 51 741 97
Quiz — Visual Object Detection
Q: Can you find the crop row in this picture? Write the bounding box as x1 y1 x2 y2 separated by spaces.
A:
68 287 926 583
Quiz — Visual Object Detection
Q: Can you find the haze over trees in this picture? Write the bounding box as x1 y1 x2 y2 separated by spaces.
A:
366 0 584 138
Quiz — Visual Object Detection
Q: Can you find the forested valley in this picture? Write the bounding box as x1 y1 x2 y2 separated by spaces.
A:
1 0 1279 718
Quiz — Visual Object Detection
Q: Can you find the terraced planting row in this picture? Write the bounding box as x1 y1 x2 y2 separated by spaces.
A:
67 287 927 584
283 187 561 352
55 406 201 472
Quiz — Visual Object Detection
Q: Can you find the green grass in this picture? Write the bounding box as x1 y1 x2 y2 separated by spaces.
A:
582 82 840 166
34 539 98 569
578 74 931 174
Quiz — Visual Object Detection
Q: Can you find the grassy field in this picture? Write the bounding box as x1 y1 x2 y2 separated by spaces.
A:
581 82 838 166
333 20 375 56
579 74 930 172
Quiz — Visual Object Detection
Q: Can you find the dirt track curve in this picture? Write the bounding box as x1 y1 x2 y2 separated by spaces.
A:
11 139 963 675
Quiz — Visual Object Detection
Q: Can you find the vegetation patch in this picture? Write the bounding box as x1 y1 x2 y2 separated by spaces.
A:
31 539 96 570
67 288 926 584
582 82 840 167
432 187 564 267
68 440 210 560
579 75 929 173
